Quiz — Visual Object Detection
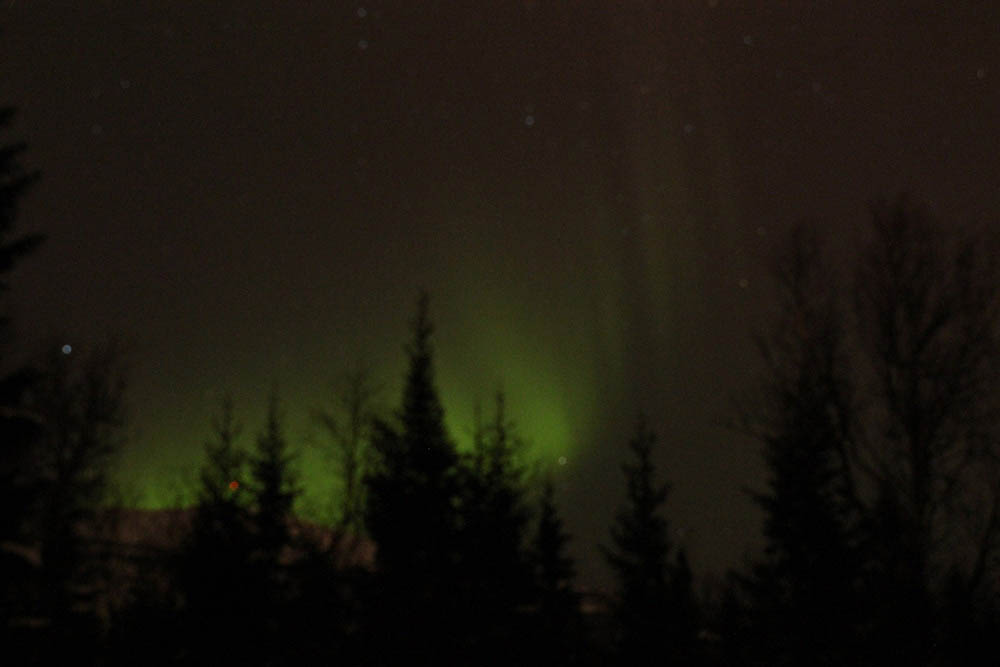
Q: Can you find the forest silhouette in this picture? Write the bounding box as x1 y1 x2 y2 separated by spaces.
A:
2 105 1000 666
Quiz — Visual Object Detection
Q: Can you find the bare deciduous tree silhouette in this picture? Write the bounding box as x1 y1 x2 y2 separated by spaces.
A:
735 197 1000 665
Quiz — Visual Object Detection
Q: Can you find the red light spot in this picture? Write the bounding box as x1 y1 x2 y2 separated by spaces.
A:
229 480 239 490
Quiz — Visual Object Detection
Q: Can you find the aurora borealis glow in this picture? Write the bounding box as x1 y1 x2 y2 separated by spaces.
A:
3 1 1000 587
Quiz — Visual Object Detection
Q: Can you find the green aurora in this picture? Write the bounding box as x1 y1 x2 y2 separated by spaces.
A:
110 294 614 524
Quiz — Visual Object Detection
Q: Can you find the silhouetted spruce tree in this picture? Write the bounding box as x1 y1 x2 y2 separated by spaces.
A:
670 547 701 665
455 392 534 662
174 396 255 664
603 415 692 666
734 224 862 666
363 292 462 664
0 105 45 636
259 388 360 665
529 474 583 666
22 341 126 660
533 475 577 617
0 107 43 302
248 389 300 660
0 106 44 520
250 390 298 571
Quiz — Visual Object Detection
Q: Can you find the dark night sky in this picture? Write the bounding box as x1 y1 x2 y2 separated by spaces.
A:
3 1 999 587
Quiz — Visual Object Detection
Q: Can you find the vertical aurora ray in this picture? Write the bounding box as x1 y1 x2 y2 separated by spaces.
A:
105 6 719 522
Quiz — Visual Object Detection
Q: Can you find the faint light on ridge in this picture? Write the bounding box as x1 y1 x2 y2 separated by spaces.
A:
61 344 72 355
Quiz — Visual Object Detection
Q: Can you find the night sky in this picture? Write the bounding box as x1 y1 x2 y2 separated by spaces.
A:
3 1 999 588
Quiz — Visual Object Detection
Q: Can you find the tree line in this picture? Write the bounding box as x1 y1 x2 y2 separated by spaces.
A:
2 106 999 666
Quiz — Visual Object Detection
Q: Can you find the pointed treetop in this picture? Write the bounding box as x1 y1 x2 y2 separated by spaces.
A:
407 290 433 358
622 413 670 512
252 387 299 520
399 291 451 456
535 474 576 593
199 393 245 506
0 107 44 290
604 413 673 608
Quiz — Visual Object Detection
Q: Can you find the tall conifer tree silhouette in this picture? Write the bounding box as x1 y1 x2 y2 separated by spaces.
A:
603 415 676 666
534 476 577 615
251 389 297 570
530 475 582 666
0 107 42 301
25 341 126 661
734 224 862 665
456 392 533 662
364 292 461 663
246 389 299 663
0 105 44 635
177 396 255 664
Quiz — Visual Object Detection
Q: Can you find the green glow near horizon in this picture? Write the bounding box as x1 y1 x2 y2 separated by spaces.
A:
110 310 607 524
107 197 642 521
104 186 663 525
